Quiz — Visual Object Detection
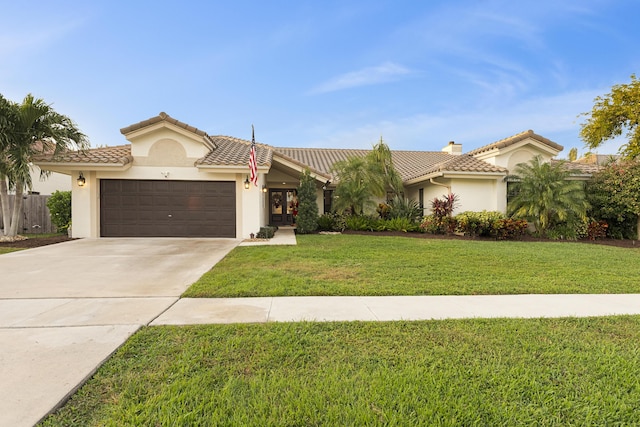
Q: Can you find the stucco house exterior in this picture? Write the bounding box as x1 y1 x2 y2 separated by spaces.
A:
34 112 565 239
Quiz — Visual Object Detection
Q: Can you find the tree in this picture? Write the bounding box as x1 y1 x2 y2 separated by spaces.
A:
580 74 640 159
295 169 319 234
586 160 640 239
331 156 373 215
0 94 88 237
508 156 589 235
366 137 404 198
331 138 404 215
568 148 578 162
46 190 72 233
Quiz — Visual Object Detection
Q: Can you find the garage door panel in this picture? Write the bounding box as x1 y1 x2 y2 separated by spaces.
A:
100 180 236 237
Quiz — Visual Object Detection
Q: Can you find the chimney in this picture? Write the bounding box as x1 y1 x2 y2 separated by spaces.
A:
442 141 462 155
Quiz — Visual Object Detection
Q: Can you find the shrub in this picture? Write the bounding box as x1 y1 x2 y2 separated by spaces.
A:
296 169 319 234
545 223 580 240
421 194 459 234
384 217 418 232
492 219 528 240
587 220 608 240
318 213 347 232
376 203 391 220
455 211 505 237
46 190 72 233
419 214 456 234
345 215 378 231
256 226 277 239
387 196 422 221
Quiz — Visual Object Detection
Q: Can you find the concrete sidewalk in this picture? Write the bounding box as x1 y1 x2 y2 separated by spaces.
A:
152 294 640 325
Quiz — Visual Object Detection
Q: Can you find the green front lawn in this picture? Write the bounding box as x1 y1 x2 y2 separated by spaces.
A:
41 317 640 426
0 247 20 255
184 234 640 297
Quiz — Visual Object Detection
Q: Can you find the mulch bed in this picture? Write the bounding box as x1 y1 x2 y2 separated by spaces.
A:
0 235 76 249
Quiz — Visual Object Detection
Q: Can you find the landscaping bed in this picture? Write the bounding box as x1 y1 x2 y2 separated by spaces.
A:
0 234 74 249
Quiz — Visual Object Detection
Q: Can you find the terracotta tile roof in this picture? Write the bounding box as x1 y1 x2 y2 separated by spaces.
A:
196 136 272 167
274 147 506 182
274 148 369 177
33 145 133 165
419 154 507 178
467 130 563 156
574 153 620 166
120 112 209 138
552 159 602 175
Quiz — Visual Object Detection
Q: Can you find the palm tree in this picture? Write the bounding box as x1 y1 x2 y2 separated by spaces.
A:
0 94 88 237
367 137 404 198
331 138 405 215
331 156 374 215
508 155 589 235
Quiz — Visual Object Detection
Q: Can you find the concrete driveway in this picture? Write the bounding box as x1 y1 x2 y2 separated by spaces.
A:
0 238 239 427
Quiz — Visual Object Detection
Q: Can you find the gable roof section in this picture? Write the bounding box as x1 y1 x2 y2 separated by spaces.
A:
467 130 563 157
120 112 216 149
196 136 272 168
274 147 506 182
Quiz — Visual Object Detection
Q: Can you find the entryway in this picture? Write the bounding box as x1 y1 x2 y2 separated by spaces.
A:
269 189 298 226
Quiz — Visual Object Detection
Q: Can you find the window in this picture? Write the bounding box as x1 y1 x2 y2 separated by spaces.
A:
323 190 333 213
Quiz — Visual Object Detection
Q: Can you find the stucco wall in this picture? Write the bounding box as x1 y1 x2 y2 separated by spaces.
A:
29 165 71 195
408 176 506 216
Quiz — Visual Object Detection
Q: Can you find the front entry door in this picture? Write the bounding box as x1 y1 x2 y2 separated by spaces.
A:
269 189 298 226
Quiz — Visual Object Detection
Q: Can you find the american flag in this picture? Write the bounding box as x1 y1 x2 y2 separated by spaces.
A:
249 125 258 186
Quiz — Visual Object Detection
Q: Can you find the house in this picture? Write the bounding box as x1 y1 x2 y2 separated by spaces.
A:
34 113 565 239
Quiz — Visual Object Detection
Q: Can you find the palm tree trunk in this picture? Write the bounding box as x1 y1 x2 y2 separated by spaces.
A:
8 180 24 236
0 176 11 236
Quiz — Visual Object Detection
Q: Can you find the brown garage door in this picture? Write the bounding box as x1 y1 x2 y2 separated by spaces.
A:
100 180 236 237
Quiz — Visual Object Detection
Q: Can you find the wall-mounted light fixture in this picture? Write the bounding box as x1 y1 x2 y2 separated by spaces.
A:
244 176 250 189
322 180 331 190
77 172 86 187
262 185 268 193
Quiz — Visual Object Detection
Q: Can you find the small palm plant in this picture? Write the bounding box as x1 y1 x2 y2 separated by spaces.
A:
508 156 589 236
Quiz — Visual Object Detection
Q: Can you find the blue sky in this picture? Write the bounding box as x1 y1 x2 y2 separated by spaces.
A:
2 0 638 156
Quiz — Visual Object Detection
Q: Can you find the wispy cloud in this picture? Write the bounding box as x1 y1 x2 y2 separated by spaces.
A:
290 88 610 154
308 62 413 94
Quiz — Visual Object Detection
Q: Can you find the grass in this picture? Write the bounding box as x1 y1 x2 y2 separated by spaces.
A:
40 317 640 426
0 247 20 255
184 234 640 297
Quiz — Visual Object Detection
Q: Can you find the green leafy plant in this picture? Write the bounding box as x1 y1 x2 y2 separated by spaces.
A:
345 215 378 231
586 160 640 239
492 218 528 240
46 190 72 233
455 211 505 237
317 213 347 232
420 194 459 234
295 169 319 234
587 220 608 240
256 226 277 239
508 156 589 235
387 195 422 221
383 217 418 232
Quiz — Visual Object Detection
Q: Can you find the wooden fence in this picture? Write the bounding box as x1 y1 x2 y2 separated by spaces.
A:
0 194 56 234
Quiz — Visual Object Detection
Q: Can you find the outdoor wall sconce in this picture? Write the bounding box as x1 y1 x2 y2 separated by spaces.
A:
262 185 268 193
244 176 250 189
322 180 331 190
77 172 86 187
